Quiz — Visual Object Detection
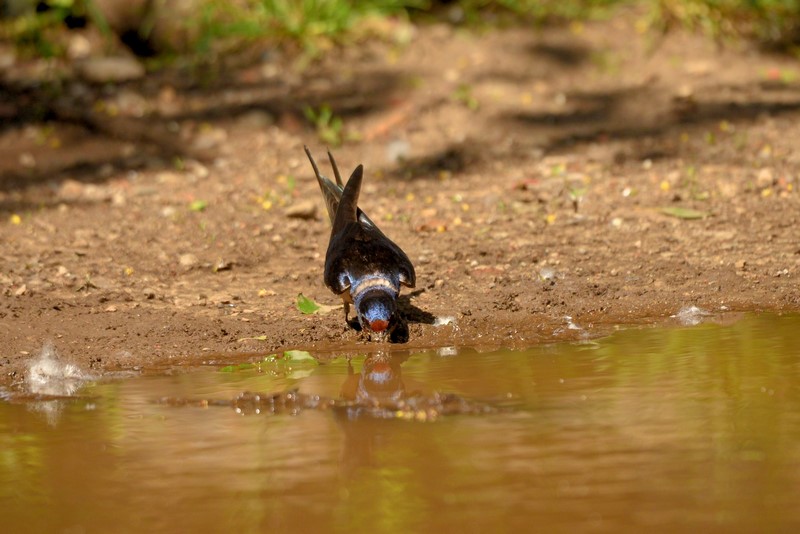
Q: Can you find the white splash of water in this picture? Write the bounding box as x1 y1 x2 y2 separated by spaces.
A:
553 315 589 339
672 305 709 326
437 346 458 357
564 315 582 330
26 342 87 397
434 316 456 327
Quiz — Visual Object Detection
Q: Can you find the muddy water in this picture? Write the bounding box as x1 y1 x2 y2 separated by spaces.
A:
2 313 800 533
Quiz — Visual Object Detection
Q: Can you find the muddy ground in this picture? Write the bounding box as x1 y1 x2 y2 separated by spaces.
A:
2 12 799 388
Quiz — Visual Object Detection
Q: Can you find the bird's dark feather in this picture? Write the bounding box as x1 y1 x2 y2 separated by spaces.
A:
305 146 417 327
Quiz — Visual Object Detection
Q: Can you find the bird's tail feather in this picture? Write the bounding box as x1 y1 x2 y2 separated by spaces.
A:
305 146 376 228
305 145 342 224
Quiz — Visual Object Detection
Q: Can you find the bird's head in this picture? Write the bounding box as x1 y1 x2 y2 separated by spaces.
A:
356 289 397 334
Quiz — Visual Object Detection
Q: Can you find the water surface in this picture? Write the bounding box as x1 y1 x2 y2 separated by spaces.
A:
2 313 800 532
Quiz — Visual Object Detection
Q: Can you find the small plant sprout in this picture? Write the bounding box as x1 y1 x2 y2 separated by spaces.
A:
568 186 588 213
304 104 346 146
453 83 479 110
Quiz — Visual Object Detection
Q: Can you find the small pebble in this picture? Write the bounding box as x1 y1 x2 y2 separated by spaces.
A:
77 56 145 83
285 201 318 220
179 253 199 268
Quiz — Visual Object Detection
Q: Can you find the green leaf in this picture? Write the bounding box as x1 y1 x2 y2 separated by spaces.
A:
219 362 256 373
296 293 340 315
219 351 317 375
286 369 315 379
283 350 316 363
660 207 708 220
189 200 208 212
296 293 321 314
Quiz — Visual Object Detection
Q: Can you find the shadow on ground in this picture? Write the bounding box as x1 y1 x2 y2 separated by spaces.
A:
0 63 405 211
503 82 800 157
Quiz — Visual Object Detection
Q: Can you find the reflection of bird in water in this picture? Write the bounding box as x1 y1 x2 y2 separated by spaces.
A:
332 352 503 477
339 352 415 406
335 352 415 475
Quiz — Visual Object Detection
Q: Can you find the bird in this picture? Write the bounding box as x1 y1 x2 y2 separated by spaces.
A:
304 146 415 337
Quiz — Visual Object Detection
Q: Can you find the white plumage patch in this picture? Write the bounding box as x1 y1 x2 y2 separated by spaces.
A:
352 276 397 301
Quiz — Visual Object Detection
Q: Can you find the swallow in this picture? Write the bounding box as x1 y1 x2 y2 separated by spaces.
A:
304 146 415 336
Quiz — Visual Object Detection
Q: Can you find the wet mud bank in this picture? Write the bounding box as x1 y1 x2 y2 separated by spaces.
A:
3 14 800 389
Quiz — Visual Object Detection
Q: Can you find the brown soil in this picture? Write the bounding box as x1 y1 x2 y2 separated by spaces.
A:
2 13 799 388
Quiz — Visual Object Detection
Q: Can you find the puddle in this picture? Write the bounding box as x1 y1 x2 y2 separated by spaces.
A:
2 313 800 532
